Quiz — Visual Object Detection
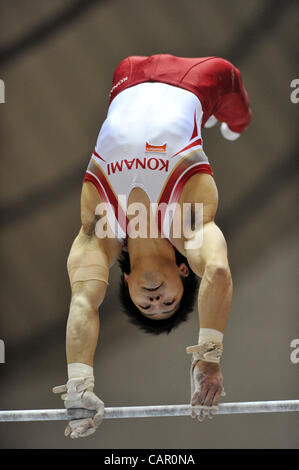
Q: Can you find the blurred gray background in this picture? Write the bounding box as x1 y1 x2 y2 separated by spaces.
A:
0 0 298 449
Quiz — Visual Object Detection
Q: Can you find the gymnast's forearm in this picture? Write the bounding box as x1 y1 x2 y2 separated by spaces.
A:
184 260 232 418
66 292 100 367
197 263 233 334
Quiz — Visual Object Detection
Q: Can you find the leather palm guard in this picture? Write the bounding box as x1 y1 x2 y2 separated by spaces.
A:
187 342 223 398
186 342 223 364
53 376 95 408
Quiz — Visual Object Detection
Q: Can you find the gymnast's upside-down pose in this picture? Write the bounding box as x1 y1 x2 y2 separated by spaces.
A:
53 54 251 438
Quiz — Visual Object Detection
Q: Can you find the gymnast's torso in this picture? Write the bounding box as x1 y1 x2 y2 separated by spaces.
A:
84 54 251 243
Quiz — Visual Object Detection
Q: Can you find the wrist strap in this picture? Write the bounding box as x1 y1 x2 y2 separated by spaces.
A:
68 363 94 379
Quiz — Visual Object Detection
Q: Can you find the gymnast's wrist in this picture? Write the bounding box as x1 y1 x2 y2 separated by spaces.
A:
186 328 224 364
67 362 95 392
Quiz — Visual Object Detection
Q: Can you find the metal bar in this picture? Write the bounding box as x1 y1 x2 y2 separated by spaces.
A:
0 400 298 422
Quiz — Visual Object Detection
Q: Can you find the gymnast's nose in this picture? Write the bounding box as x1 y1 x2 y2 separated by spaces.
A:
148 295 161 303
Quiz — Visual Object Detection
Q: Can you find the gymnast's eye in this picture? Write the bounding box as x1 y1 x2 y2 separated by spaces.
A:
139 305 151 310
163 300 175 306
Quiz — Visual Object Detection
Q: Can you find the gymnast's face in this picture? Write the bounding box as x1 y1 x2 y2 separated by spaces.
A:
124 258 189 320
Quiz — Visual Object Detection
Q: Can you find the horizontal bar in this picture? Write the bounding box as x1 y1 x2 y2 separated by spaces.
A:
0 400 298 422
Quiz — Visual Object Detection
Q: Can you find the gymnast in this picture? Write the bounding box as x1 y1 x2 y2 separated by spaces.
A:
53 55 251 438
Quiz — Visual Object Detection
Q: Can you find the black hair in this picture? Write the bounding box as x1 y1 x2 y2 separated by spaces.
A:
118 248 199 335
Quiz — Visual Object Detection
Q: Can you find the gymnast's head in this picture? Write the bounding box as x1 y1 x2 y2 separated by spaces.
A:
118 248 199 334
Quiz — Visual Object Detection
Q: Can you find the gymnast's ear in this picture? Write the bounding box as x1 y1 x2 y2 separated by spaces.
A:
123 273 129 283
179 263 189 278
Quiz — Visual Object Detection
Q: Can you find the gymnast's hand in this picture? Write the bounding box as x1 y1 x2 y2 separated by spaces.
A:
53 377 104 438
191 360 225 422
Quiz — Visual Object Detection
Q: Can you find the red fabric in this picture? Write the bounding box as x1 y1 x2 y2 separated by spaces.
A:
109 55 251 133
158 164 213 209
93 150 106 162
190 111 199 141
171 138 202 158
156 163 213 243
84 173 129 235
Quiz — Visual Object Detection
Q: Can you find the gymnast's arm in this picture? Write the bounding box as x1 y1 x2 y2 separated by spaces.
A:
53 183 122 438
179 174 232 421
55 228 110 439
184 220 232 422
66 180 123 367
66 230 109 367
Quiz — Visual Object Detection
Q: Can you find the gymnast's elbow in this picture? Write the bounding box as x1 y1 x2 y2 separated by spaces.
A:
69 281 107 314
